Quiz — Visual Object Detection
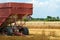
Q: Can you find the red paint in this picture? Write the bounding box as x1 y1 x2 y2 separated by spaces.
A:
0 2 33 26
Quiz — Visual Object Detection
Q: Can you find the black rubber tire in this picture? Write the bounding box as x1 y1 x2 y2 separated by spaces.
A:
0 27 13 35
22 27 29 35
6 26 13 36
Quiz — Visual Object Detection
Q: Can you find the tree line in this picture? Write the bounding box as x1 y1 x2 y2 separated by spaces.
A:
30 16 60 21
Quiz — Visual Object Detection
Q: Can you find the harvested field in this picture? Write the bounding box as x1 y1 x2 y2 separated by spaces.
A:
0 21 60 40
25 21 60 29
0 34 60 40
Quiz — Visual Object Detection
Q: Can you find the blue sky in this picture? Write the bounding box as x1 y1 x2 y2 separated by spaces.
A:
0 0 60 18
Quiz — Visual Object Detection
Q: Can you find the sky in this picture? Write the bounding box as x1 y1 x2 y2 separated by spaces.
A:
0 0 60 18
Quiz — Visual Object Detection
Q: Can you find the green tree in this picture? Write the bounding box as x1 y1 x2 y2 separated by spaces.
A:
46 16 52 21
56 16 60 21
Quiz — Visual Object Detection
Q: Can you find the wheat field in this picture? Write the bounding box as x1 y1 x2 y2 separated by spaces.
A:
0 21 60 40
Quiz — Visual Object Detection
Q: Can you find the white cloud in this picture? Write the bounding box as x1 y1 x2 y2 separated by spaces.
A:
33 0 49 8
39 1 48 7
33 0 39 7
47 0 60 12
56 0 60 2
32 0 60 17
33 0 60 8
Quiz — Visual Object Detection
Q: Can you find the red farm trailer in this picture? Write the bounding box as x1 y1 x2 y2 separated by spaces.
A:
0 2 33 36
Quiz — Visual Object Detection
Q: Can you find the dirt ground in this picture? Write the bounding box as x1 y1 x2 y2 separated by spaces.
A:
0 34 60 40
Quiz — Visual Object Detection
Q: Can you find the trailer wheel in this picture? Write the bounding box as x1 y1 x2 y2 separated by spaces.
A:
6 26 13 36
21 27 29 35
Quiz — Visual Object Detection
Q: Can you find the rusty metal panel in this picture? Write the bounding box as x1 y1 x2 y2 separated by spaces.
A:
0 2 33 26
0 2 33 14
